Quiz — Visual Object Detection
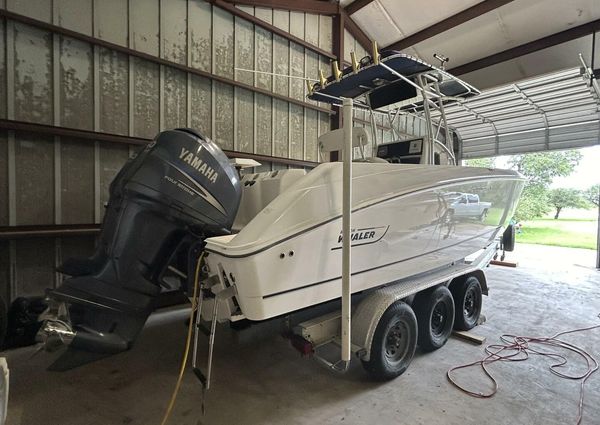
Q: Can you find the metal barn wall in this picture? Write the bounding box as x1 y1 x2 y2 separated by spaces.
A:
0 0 339 302
0 0 417 303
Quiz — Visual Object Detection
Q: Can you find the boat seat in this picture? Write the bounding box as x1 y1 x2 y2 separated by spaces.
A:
232 169 307 232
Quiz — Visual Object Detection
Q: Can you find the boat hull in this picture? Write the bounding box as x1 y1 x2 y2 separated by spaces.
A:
205 164 523 321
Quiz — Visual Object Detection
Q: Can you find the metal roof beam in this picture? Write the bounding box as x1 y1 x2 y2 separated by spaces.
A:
345 0 376 15
384 0 515 51
450 18 600 75
220 0 338 15
342 10 372 51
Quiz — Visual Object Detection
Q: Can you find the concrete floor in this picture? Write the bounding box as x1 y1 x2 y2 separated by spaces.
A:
4 243 600 425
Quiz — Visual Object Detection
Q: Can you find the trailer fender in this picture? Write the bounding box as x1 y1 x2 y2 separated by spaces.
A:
449 270 488 296
352 269 489 361
351 287 411 362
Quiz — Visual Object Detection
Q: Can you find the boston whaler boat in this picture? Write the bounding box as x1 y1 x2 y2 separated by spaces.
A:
39 43 523 383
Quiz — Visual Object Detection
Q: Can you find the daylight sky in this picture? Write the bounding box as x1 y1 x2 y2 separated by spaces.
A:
493 145 600 189
552 145 600 189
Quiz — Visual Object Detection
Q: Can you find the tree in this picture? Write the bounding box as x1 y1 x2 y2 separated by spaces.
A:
508 150 582 221
508 150 582 186
584 184 599 207
513 186 549 221
547 188 587 219
464 157 496 168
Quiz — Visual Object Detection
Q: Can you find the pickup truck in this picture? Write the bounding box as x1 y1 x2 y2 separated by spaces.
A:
449 193 492 220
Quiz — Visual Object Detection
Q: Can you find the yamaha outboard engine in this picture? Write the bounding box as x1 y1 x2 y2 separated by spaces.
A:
39 129 241 370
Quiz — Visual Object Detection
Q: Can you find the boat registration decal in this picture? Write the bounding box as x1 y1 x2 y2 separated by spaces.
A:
332 225 389 250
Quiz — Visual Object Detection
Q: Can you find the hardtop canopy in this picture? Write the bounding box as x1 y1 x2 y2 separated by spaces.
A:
308 51 480 110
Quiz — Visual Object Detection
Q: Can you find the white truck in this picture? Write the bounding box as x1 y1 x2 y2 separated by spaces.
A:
449 193 492 220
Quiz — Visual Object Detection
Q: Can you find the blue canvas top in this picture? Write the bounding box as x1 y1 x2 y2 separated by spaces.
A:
308 51 479 109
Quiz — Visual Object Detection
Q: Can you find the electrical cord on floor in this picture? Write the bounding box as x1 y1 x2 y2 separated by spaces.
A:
447 313 600 425
160 253 204 425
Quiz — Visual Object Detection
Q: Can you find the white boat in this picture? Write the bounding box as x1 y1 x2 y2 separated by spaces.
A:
193 48 524 382
204 163 522 321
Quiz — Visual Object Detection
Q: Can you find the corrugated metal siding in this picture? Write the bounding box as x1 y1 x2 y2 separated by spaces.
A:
0 0 339 302
14 132 54 225
0 18 5 119
0 131 6 226
343 30 368 64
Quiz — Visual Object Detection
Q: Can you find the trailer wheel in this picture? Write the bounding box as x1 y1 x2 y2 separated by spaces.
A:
361 301 417 381
451 276 482 331
413 286 454 352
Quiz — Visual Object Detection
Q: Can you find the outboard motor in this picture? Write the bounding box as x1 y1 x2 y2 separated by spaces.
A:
39 129 241 370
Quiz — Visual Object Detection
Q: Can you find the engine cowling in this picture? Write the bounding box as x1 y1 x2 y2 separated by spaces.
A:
40 129 241 370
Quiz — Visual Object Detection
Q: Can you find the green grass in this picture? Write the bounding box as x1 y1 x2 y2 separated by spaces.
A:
537 218 595 222
516 215 598 250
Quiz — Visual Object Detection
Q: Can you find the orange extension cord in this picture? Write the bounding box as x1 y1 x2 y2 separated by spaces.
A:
447 314 600 425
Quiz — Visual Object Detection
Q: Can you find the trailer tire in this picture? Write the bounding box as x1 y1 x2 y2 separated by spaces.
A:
361 301 417 381
413 286 454 352
451 276 482 331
